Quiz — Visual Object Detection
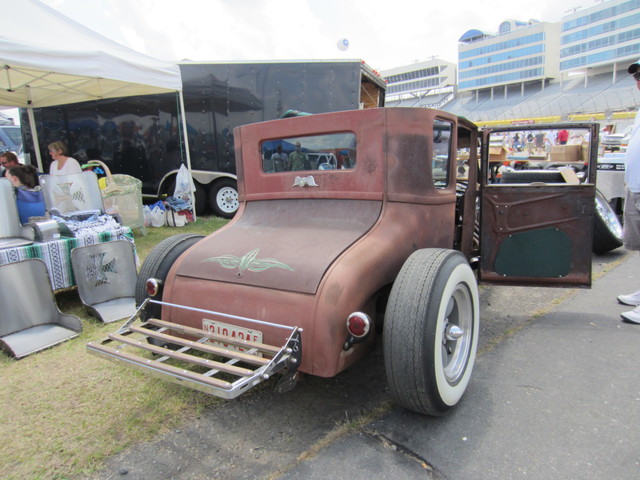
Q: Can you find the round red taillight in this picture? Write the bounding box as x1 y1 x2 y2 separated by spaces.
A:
347 312 371 338
145 278 161 297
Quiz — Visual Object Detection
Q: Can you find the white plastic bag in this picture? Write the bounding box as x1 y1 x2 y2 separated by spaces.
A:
143 205 152 227
150 206 166 227
174 164 195 209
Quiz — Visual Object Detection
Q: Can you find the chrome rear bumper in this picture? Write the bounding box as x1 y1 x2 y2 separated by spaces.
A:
87 299 302 398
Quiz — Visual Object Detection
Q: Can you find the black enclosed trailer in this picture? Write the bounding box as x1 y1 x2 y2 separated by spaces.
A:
21 60 385 217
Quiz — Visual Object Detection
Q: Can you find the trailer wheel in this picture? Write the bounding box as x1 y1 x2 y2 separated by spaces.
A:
209 178 239 219
135 234 204 320
193 182 207 217
384 249 479 416
593 189 623 254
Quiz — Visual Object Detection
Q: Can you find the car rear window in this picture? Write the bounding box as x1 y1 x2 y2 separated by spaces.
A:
260 132 356 173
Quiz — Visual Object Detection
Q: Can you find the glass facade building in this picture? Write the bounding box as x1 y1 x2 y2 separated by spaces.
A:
560 0 640 73
454 0 640 97
457 20 560 94
383 0 640 111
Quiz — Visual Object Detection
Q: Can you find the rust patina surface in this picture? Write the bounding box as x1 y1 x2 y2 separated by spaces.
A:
89 108 598 394
163 108 459 376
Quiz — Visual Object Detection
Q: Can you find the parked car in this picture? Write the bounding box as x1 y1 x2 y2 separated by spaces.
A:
601 125 633 151
89 109 610 416
597 152 626 212
0 125 23 158
593 152 626 251
307 152 338 169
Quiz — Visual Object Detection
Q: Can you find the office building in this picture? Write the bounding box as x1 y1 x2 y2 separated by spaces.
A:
560 0 640 83
457 19 560 100
381 58 457 108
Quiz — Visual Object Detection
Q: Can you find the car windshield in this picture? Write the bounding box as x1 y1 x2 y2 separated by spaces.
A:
260 132 357 173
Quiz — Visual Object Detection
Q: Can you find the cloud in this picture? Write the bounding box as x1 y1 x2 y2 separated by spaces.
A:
39 0 583 71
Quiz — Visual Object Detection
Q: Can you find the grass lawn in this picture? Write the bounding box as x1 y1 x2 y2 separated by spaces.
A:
0 216 228 479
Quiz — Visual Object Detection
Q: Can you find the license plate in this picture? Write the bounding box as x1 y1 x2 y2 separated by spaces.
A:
202 318 263 352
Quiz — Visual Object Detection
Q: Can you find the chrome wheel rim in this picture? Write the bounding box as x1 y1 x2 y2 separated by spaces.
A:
441 284 473 385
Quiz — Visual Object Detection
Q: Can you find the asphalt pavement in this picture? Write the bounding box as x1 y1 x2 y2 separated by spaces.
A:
277 253 640 480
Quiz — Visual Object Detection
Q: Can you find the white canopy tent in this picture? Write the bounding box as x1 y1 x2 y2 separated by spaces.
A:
0 0 191 174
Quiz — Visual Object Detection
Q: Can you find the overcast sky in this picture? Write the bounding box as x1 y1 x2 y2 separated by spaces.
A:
40 0 587 70
6 0 590 121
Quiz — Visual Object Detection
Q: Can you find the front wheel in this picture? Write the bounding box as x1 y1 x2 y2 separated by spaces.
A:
384 249 479 416
209 179 239 219
593 189 623 254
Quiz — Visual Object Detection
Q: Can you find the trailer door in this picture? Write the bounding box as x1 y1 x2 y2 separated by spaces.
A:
479 124 599 287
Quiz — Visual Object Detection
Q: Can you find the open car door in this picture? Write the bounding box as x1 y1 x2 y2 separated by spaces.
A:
479 123 598 287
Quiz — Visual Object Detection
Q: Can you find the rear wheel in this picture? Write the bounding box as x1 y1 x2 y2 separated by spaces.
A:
135 234 204 320
593 189 623 254
384 249 479 416
209 178 239 219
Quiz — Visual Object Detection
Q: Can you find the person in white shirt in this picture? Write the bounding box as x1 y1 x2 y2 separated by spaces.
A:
617 58 640 324
270 144 288 172
48 141 82 175
544 130 555 153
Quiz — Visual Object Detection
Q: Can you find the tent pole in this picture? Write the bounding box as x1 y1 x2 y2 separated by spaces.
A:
177 90 195 220
178 91 192 172
26 107 43 171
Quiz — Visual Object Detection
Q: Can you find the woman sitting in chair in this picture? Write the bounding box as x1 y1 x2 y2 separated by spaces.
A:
48 141 82 175
6 164 46 224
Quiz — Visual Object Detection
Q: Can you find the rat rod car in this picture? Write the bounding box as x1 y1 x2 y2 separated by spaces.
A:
88 108 602 416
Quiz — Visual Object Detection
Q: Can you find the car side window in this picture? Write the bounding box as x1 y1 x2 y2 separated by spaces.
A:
260 133 357 173
433 119 453 189
487 127 593 185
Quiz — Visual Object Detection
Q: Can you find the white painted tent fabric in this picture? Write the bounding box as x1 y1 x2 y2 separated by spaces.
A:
0 0 182 108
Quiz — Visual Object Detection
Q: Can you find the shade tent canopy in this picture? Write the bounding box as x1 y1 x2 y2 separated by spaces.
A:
0 0 191 181
0 0 182 108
